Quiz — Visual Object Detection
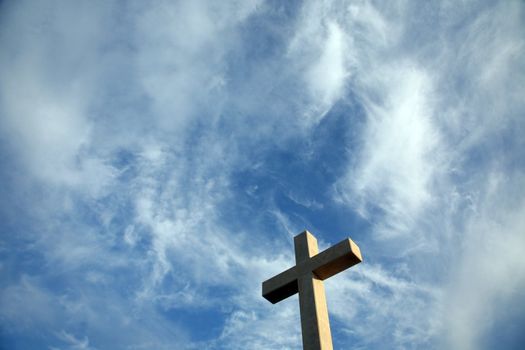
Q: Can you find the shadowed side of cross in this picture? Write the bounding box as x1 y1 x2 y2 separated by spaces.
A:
262 230 362 350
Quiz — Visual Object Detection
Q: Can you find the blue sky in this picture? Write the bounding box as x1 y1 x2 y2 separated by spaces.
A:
1 0 524 349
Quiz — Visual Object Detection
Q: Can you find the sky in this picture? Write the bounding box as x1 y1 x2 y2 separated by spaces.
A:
0 0 524 349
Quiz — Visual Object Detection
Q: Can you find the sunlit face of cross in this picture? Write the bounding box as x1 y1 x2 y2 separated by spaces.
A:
262 230 362 350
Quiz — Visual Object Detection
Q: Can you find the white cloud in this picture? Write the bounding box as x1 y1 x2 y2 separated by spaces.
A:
287 2 352 126
338 63 441 240
0 1 115 195
306 22 348 114
134 0 261 132
328 0 525 348
0 275 59 331
1 0 524 349
55 330 92 350
326 264 442 348
444 172 525 350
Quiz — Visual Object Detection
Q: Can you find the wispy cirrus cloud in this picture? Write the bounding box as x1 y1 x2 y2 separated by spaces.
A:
324 0 525 348
0 1 524 349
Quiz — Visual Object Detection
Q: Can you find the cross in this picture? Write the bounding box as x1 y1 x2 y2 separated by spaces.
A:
262 230 362 350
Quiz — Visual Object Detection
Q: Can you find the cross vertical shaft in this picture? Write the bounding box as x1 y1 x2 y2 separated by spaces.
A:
295 232 332 350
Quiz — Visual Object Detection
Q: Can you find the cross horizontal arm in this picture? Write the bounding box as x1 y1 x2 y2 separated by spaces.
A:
262 266 298 304
311 238 362 280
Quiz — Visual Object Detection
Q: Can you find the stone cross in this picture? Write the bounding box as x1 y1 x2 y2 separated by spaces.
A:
262 230 362 350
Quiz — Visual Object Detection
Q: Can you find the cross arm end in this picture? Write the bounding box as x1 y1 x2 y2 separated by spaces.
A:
262 266 298 304
312 238 362 280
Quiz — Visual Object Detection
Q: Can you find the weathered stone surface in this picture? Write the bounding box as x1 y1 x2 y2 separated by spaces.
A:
262 230 363 350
